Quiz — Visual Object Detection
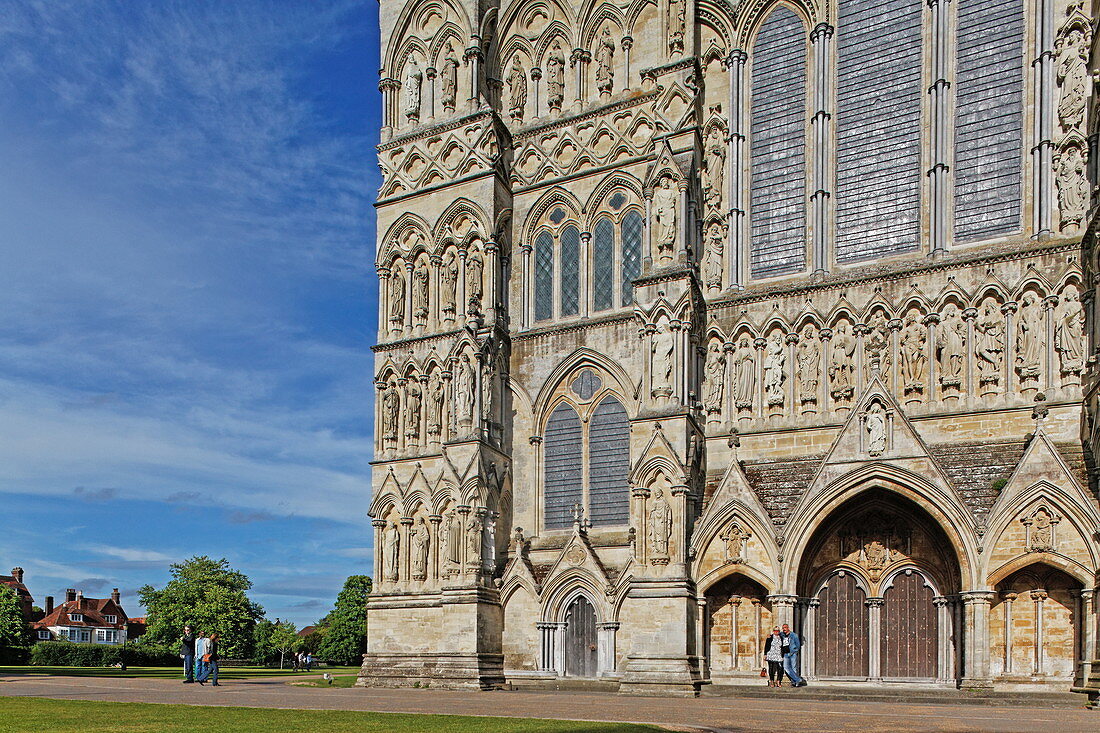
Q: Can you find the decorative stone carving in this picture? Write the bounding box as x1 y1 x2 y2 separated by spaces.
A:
403 59 423 123
899 312 926 396
595 28 616 97
546 42 566 113
441 251 458 320
426 373 444 440
1055 138 1088 231
652 176 679 262
763 332 786 409
668 0 686 55
411 517 430 580
466 514 482 568
440 44 459 113
796 323 820 411
865 402 887 457
838 513 910 583
384 522 400 581
454 353 476 429
864 311 890 373
937 304 967 392
1056 16 1089 134
1055 284 1085 383
382 384 400 449
389 267 406 328
413 261 429 325
466 249 484 313
651 323 675 395
1023 506 1060 552
405 381 422 446
507 57 527 121
1015 292 1043 390
829 322 856 403
975 300 1004 390
733 337 755 413
649 489 672 562
442 509 461 569
703 340 726 417
702 114 726 217
720 520 750 564
702 221 724 289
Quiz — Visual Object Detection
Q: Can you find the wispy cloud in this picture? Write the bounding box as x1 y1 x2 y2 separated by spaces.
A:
86 545 177 564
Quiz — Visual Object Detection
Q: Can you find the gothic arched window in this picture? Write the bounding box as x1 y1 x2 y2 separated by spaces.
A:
835 0 922 262
560 224 581 316
953 0 1024 242
621 210 642 306
542 371 631 530
749 6 808 278
592 217 615 311
534 230 555 321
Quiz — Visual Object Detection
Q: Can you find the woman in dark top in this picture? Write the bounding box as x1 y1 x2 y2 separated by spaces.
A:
198 632 221 686
763 627 785 687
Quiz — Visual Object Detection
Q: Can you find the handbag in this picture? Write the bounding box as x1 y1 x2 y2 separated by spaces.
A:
759 667 767 678
202 653 212 663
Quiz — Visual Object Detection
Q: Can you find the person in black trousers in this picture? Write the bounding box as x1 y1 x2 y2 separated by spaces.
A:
763 627 785 687
180 625 196 684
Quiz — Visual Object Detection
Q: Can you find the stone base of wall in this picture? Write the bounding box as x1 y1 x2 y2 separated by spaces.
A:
1069 659 1100 707
618 654 702 697
358 652 506 690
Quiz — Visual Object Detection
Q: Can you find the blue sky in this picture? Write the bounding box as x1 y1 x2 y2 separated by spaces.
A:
0 1 380 626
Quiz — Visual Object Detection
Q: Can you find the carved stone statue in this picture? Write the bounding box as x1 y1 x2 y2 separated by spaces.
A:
426 373 444 439
465 515 482 567
796 324 820 407
595 27 615 96
1056 26 1088 134
441 251 458 319
649 489 672 559
455 354 476 428
702 221 724 289
899 313 926 394
975 300 1004 386
403 59 423 123
443 510 461 566
466 249 484 312
439 44 459 113
865 311 890 373
389 267 406 327
411 517 430 579
1015 292 1043 388
384 523 400 581
382 385 400 446
720 521 749 564
546 42 566 112
1055 141 1088 231
702 122 725 216
651 323 675 393
829 322 856 401
1055 284 1085 379
733 337 755 411
763 333 786 408
405 381 422 445
652 176 678 261
866 403 887 457
507 57 527 121
703 341 726 415
1028 508 1056 551
412 261 429 324
668 0 686 54
937 305 967 389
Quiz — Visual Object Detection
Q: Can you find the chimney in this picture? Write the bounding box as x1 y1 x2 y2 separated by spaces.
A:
76 590 84 604
65 588 76 603
45 596 54 615
11 567 23 583
111 588 120 604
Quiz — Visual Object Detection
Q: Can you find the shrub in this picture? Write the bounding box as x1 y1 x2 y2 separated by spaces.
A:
29 640 179 667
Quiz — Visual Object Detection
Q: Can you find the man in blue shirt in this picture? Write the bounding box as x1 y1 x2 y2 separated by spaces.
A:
781 623 807 687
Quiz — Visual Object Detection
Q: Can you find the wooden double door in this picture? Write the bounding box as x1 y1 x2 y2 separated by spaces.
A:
564 596 598 677
815 570 938 680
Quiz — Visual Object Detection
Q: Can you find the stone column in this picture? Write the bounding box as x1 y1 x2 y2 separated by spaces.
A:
425 66 437 121
579 231 591 317
803 599 819 679
1002 301 1018 395
730 596 742 670
768 595 798 627
962 306 977 408
371 519 387 584
1001 591 1017 676
457 248 468 322
521 243 533 329
399 517 414 586
377 268 391 336
725 51 747 289
1032 0 1055 237
961 591 995 688
927 0 951 255
597 622 620 677
1077 588 1095 684
570 48 587 111
404 261 415 332
867 597 884 681
530 67 541 118
485 239 500 326
934 596 951 682
464 45 482 110
1032 589 1048 675
695 597 708 681
538 622 562 674
808 24 834 273
621 36 633 91
428 514 442 582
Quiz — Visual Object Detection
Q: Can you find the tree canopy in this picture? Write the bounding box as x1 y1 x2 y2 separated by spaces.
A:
0 586 30 651
139 556 263 659
315 574 371 665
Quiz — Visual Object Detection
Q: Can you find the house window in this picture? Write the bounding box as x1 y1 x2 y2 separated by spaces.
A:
97 629 118 643
70 613 83 622
79 629 91 642
103 615 116 624
37 630 50 640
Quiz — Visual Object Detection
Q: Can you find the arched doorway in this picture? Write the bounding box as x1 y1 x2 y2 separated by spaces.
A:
563 595 597 677
798 489 961 683
991 563 1084 683
704 575 773 680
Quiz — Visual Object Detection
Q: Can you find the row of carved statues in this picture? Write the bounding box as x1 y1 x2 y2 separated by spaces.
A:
385 245 484 334
690 284 1085 421
377 509 489 584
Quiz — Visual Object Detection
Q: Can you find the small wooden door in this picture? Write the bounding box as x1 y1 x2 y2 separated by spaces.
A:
882 571 937 679
816 572 869 677
564 596 597 677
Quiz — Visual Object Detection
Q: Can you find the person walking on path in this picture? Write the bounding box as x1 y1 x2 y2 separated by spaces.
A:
763 627 785 687
197 632 220 686
781 623 806 687
305 652 313 672
194 631 209 684
179 625 196 684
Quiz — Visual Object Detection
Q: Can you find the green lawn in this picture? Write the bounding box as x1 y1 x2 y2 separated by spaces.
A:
2 698 664 732
298 673 359 688
0 665 361 680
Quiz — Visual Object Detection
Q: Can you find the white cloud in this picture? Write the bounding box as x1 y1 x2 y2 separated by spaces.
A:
85 545 176 564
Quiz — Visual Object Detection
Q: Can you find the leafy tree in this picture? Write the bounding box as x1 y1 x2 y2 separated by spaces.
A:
139 556 264 659
266 620 298 669
316 575 371 665
0 586 30 651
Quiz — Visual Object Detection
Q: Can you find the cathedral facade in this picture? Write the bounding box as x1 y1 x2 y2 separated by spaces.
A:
363 0 1100 696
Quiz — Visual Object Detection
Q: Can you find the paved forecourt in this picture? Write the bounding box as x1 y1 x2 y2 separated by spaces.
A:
0 674 1096 732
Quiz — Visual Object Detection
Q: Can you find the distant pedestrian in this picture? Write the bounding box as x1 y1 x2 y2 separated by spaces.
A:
180 625 196 684
781 623 806 687
194 631 209 684
305 652 313 672
763 627 785 687
198 632 220 686
292 651 301 672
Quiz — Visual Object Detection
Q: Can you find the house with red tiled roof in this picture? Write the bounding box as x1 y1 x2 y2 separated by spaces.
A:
0 567 34 621
33 588 129 645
